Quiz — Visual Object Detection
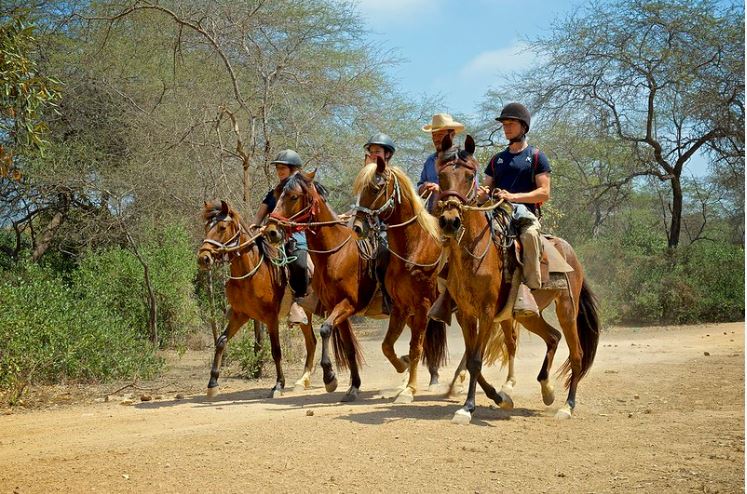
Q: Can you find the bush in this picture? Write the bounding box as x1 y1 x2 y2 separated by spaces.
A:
579 235 744 325
74 223 201 348
0 263 162 403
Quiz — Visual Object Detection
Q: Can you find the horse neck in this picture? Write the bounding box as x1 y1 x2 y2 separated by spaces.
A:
307 197 349 249
229 232 264 279
449 209 501 269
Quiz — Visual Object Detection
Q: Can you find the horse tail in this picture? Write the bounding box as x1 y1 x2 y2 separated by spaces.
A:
422 319 449 369
331 322 365 372
483 320 509 368
559 279 601 388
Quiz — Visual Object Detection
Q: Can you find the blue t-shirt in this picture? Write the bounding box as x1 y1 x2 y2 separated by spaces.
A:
262 188 276 210
417 152 438 211
484 146 551 214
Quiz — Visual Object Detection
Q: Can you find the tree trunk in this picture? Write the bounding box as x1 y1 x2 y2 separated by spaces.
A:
31 195 69 262
125 232 158 345
668 176 683 249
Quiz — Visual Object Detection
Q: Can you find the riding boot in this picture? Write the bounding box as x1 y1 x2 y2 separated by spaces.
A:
428 289 454 325
513 283 540 318
519 223 542 290
287 240 310 326
375 230 391 315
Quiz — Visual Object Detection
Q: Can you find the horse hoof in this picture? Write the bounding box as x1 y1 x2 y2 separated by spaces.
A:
206 386 219 398
555 406 572 420
325 377 338 393
452 408 472 425
500 383 514 395
340 387 358 402
269 388 284 399
497 391 514 410
394 388 414 404
541 381 555 406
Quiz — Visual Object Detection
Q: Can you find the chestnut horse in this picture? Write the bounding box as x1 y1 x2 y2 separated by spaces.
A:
198 200 316 398
351 158 448 403
435 135 600 422
264 172 373 402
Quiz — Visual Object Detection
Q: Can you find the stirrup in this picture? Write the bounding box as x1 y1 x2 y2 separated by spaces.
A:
428 290 453 325
288 301 308 325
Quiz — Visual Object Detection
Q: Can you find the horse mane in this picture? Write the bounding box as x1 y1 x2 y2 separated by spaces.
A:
353 163 440 241
279 172 329 199
202 199 254 233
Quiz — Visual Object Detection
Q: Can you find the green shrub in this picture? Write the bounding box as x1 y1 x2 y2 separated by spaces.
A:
0 263 162 403
74 223 201 348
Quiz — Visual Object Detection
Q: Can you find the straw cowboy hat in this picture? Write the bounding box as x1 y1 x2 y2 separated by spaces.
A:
421 113 465 133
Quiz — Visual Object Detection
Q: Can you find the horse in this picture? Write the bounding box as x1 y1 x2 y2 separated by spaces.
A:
197 199 317 398
263 171 375 402
351 157 449 403
435 134 601 422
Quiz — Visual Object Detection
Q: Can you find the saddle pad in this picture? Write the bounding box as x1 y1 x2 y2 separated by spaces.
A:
540 236 574 273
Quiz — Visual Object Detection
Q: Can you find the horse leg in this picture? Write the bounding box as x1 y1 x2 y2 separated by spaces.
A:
294 311 316 391
446 352 467 398
516 312 562 407
207 308 250 397
394 311 428 404
319 299 356 394
267 320 285 398
337 319 361 402
452 316 479 424
380 306 408 374
554 295 583 419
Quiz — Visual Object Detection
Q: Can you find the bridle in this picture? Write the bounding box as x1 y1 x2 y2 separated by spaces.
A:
200 213 266 279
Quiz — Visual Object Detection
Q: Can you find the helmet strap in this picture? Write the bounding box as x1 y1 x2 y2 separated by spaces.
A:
509 133 527 144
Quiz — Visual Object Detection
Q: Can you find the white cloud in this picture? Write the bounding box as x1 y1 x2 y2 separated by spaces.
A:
458 41 538 80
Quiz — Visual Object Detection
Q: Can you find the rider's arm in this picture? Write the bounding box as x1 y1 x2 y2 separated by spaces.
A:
254 203 270 225
497 172 551 204
417 155 440 195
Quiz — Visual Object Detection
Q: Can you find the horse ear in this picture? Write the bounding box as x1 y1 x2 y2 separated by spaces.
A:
465 135 475 155
376 155 387 174
220 200 229 216
440 134 452 152
304 168 317 181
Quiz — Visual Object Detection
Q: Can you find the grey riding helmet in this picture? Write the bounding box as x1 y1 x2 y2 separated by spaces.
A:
496 103 531 132
364 133 396 156
271 149 303 168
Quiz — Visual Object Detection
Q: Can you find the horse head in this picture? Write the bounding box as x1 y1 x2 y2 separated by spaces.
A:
435 134 478 236
264 169 324 245
351 155 395 239
198 199 242 268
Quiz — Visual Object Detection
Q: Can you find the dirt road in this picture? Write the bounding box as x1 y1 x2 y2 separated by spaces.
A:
1 321 743 493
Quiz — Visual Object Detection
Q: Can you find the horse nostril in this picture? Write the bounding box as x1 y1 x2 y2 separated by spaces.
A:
352 224 362 236
453 217 461 230
438 216 447 229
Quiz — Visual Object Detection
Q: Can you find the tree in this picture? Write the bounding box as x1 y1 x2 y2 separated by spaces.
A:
504 0 744 248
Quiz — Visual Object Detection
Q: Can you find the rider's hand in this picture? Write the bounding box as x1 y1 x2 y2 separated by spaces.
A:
423 182 440 194
494 188 515 202
477 186 490 202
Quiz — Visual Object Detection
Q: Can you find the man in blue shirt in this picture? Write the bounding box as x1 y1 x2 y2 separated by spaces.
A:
417 113 465 212
478 103 551 316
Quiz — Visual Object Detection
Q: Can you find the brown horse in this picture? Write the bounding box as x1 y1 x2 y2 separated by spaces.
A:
264 171 373 402
435 134 600 422
351 158 449 403
198 200 316 398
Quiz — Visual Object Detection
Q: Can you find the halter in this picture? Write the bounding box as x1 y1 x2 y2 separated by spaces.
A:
200 213 266 280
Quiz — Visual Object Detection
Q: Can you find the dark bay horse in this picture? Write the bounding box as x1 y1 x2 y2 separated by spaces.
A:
264 171 373 402
351 157 448 403
435 135 600 422
198 200 316 398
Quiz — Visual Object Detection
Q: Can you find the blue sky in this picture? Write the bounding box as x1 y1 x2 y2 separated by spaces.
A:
355 0 714 176
356 0 581 117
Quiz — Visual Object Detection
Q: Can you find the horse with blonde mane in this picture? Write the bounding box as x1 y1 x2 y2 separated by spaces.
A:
351 157 448 403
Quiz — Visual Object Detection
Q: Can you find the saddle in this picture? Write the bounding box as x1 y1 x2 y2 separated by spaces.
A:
490 210 573 291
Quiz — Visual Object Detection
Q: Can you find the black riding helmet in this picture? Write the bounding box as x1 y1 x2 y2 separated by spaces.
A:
496 102 531 133
364 133 396 156
270 149 303 168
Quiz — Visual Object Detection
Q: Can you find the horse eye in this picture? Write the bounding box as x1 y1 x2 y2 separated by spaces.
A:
467 174 475 182
290 194 299 201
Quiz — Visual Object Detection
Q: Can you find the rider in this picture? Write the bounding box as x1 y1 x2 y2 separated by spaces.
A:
417 113 465 212
255 149 309 325
478 102 551 316
362 133 396 314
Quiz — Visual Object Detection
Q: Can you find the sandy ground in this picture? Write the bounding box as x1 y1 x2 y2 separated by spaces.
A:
0 320 743 493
